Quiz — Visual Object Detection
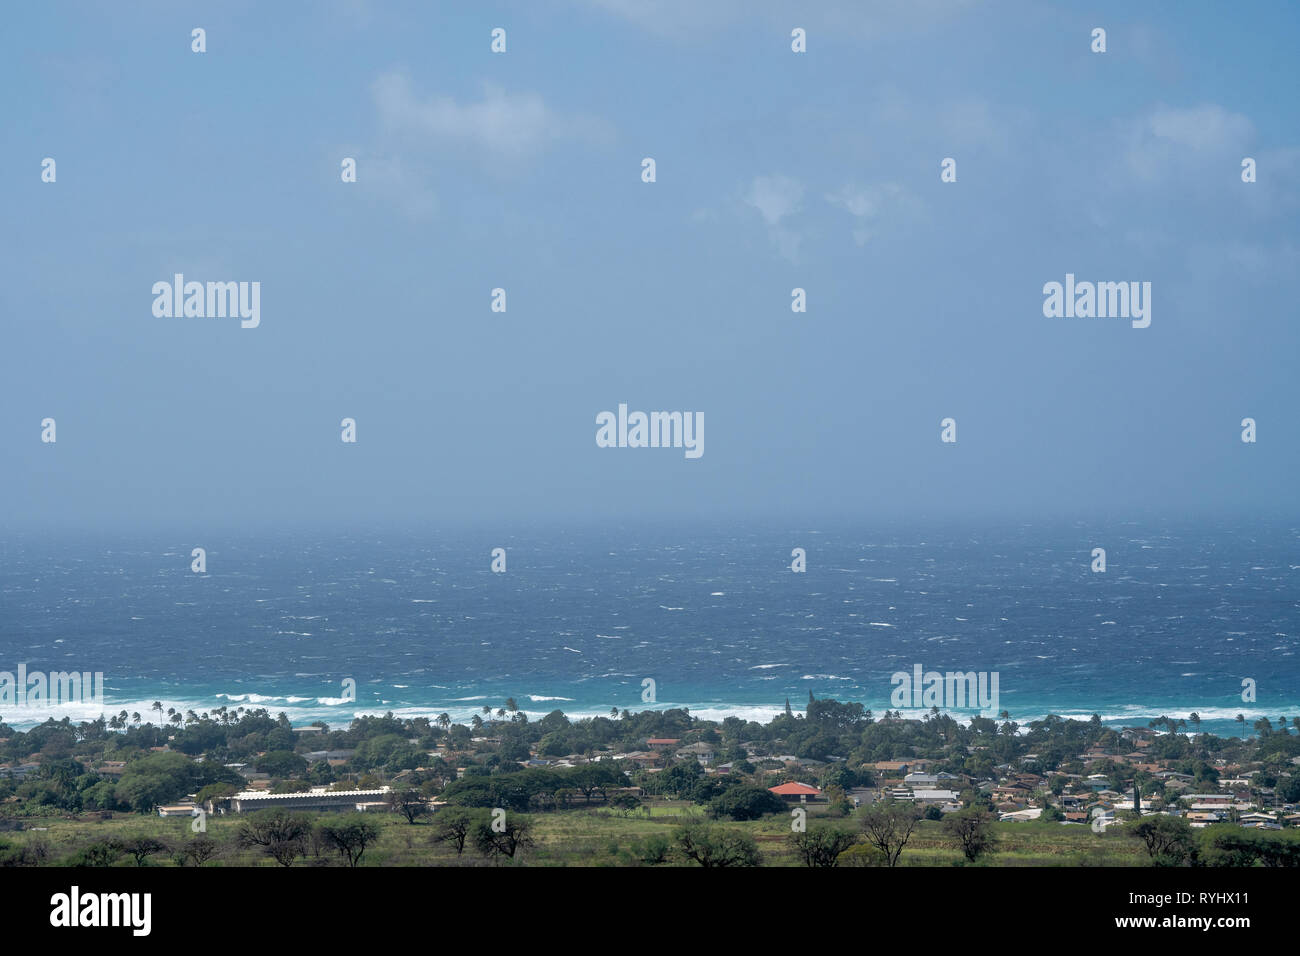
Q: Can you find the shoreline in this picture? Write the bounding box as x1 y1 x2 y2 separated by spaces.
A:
4 690 1289 739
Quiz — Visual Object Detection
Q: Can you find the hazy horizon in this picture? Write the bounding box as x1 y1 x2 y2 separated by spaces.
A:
5 1 1298 528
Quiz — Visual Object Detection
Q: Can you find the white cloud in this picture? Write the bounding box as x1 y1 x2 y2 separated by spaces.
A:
371 71 611 161
744 175 804 225
740 175 806 261
824 182 914 246
1124 104 1254 181
1146 104 1254 151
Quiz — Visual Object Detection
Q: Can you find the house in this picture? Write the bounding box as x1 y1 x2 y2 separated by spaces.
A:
910 789 960 804
622 751 663 768
675 742 716 764
228 787 393 814
873 761 910 776
1238 812 1276 826
992 785 1030 803
999 808 1044 822
301 750 355 766
768 782 823 803
157 803 198 818
905 772 960 789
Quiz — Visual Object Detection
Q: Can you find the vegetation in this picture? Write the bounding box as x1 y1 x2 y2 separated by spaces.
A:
0 698 1296 867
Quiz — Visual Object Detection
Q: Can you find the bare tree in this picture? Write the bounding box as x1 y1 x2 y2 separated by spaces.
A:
238 809 312 867
859 799 923 867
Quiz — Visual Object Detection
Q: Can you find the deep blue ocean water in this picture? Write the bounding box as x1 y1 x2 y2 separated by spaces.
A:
2 520 1297 737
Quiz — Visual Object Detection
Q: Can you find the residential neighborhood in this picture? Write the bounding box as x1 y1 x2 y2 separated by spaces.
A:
1 701 1298 866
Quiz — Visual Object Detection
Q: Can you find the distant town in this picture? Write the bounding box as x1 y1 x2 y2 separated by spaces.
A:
1 697 1297 866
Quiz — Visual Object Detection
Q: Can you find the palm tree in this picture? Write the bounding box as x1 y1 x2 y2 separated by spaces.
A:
610 707 619 719
471 714 484 732
1189 712 1201 734
437 713 451 734
496 708 506 719
505 697 518 714
482 704 492 716
131 712 141 725
152 701 163 722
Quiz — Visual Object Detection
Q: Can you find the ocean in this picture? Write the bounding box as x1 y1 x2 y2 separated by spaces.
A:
2 519 1297 738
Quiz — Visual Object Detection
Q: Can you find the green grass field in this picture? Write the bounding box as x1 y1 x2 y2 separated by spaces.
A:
0 802 1154 867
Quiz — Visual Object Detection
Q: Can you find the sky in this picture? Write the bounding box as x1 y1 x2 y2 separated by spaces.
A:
2 1 1298 531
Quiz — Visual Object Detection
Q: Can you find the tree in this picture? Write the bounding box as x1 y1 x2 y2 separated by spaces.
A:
788 824 857 867
71 841 123 867
120 835 169 866
432 808 476 855
238 809 312 867
256 750 308 777
196 782 238 808
674 822 762 868
944 808 997 863
389 787 430 824
473 814 535 861
114 752 198 812
630 834 671 865
858 799 923 867
707 785 785 821
1132 816 1196 865
182 835 219 866
610 793 643 817
1277 775 1300 805
318 815 380 867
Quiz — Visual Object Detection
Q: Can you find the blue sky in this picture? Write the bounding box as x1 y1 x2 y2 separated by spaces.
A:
3 1 1297 530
